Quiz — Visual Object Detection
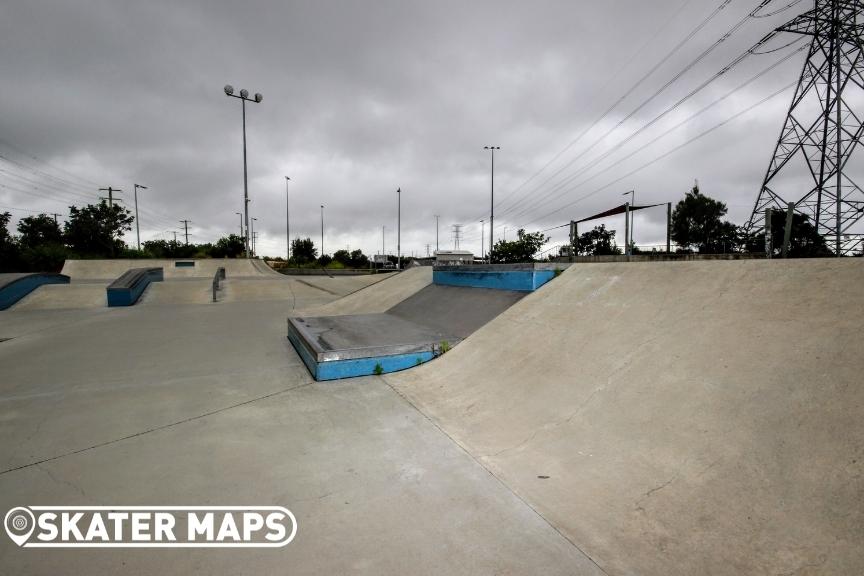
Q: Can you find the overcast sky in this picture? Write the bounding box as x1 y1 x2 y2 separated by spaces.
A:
0 0 831 258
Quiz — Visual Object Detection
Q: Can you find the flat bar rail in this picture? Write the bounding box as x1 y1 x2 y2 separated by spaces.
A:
212 266 226 302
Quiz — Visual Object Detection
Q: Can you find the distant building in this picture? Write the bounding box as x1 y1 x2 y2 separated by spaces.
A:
434 250 474 265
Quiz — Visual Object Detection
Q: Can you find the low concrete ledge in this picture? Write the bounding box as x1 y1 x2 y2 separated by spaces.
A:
287 313 457 381
0 273 70 310
106 268 164 307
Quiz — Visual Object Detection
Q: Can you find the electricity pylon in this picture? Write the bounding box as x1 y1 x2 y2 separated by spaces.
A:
746 0 864 255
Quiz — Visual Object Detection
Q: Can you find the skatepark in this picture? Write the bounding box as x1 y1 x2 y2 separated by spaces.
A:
0 258 861 574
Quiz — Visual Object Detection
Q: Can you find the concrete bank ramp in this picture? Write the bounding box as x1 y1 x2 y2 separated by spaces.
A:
387 259 864 576
298 267 432 317
12 281 107 310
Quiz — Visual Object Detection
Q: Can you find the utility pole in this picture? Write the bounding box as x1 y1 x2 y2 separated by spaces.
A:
235 212 243 240
134 184 147 251
51 213 61 224
320 205 324 256
179 220 191 245
285 176 291 261
382 225 385 259
397 188 401 270
434 214 439 252
426 244 431 257
484 146 499 259
480 219 484 260
172 231 178 243
99 187 122 207
251 217 257 257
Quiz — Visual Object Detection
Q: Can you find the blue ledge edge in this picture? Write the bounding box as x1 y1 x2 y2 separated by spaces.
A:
287 329 435 381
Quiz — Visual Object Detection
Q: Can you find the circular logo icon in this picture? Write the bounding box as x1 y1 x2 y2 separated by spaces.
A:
4 507 35 546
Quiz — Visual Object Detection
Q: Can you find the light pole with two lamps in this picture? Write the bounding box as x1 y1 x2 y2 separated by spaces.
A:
223 84 262 258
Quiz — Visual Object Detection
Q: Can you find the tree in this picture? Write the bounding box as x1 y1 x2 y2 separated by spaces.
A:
17 214 62 248
573 225 623 256
744 210 830 257
290 237 317 264
350 249 370 268
671 184 741 253
489 229 549 263
0 212 23 272
212 234 245 258
64 201 134 257
332 249 352 267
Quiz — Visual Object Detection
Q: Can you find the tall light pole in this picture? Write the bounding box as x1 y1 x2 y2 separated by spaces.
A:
382 225 386 259
484 146 499 260
224 84 262 259
133 184 147 251
397 188 401 270
251 217 258 257
285 176 291 261
623 190 635 254
320 205 325 256
235 212 243 239
434 214 439 253
480 219 485 260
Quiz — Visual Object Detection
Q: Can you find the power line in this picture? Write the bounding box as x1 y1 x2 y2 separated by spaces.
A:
524 79 797 226
485 0 715 216
495 0 778 223
508 40 808 226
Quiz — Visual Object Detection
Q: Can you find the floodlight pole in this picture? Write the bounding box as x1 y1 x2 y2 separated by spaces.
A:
285 176 291 261
397 188 401 270
133 184 147 251
623 190 635 253
224 85 263 258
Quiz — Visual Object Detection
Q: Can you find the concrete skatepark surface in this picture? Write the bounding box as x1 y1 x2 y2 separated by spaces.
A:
1 259 861 575
9 259 389 309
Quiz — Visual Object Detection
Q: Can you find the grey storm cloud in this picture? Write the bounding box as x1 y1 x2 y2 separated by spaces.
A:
0 0 826 256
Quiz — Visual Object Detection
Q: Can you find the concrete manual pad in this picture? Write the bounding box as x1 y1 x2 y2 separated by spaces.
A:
291 313 458 362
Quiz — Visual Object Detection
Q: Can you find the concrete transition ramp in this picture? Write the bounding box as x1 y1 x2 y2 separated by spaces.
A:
388 259 864 576
299 267 433 317
61 258 267 280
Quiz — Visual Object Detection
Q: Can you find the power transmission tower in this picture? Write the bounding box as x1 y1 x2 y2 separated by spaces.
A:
745 0 864 255
179 220 191 245
451 224 463 250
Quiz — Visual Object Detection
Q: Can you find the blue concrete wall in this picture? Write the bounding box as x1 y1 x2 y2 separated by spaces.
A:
287 329 434 381
316 352 435 381
106 269 163 307
0 274 70 310
433 270 556 292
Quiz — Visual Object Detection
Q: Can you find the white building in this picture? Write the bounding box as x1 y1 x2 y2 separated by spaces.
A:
434 250 474 265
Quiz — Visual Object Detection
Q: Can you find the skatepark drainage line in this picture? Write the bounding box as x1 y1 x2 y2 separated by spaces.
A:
0 381 314 477
382 379 611 576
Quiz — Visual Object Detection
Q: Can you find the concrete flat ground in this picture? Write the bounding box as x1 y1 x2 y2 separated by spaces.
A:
0 271 602 575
